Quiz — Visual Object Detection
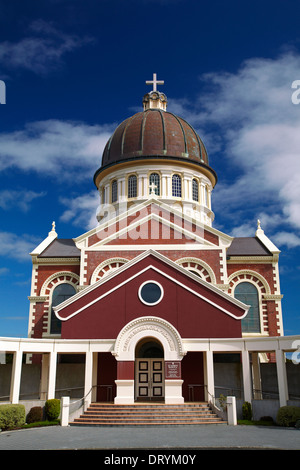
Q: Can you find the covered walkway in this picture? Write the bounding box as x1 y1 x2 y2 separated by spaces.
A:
1 334 299 410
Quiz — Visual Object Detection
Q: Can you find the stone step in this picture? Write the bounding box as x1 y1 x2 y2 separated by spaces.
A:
70 402 226 427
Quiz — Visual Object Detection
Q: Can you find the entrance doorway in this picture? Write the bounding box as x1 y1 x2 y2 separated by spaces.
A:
135 338 164 401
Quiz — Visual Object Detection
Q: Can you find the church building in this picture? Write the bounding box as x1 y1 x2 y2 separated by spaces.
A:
25 74 287 407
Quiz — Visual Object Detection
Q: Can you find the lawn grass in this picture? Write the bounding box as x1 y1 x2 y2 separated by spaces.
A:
238 419 276 426
21 420 60 429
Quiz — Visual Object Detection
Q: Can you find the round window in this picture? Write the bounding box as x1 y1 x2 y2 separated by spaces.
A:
138 281 164 306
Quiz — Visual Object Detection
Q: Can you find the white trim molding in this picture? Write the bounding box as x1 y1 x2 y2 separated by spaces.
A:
112 316 186 361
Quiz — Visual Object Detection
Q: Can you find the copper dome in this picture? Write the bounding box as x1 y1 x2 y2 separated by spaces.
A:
94 108 217 184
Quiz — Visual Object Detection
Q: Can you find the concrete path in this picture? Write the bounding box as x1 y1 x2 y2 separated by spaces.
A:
0 424 299 451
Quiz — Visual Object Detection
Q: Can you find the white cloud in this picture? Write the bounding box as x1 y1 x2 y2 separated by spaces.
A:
59 191 100 230
272 231 300 249
0 232 40 261
0 120 114 180
0 267 9 276
170 51 300 239
0 189 46 211
0 19 93 75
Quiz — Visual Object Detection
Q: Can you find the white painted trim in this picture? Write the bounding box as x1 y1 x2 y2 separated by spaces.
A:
90 258 129 284
54 263 249 321
176 257 217 284
256 227 280 254
138 280 164 306
30 232 57 256
228 269 271 295
90 212 217 248
53 249 246 317
113 316 185 361
74 197 233 247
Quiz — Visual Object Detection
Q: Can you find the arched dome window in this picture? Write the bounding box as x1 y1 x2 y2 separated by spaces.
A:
50 283 76 334
128 175 137 198
111 180 118 203
172 174 182 197
234 282 260 333
149 173 160 196
192 179 199 202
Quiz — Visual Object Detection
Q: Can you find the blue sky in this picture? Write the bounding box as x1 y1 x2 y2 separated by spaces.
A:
0 0 300 338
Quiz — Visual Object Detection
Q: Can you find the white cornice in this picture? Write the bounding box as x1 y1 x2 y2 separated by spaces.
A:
31 256 80 265
227 256 274 264
255 226 280 254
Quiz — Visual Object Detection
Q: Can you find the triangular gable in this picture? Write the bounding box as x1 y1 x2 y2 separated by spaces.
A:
74 199 232 249
90 212 211 246
54 249 249 322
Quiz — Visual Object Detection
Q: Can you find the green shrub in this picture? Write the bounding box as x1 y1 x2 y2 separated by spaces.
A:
218 394 227 411
26 406 43 424
242 401 252 420
276 406 300 427
259 416 274 423
45 399 60 421
0 404 26 430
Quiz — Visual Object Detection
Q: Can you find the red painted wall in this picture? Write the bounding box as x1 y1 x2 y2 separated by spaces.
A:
59 255 244 340
181 352 204 401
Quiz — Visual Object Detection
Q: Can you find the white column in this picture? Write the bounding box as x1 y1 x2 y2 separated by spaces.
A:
84 351 93 410
118 178 126 202
276 349 289 407
105 183 109 204
92 352 98 403
114 380 135 404
10 350 23 404
162 174 167 197
252 352 262 399
166 173 172 197
40 353 50 400
204 351 214 402
242 351 252 403
142 174 148 197
165 380 184 404
47 351 57 400
60 396 70 426
227 396 237 425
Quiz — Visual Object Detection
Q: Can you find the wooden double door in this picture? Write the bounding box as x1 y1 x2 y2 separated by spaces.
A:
135 358 164 401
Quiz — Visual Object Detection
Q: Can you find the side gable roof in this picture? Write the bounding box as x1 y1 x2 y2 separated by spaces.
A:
38 239 81 258
227 237 272 257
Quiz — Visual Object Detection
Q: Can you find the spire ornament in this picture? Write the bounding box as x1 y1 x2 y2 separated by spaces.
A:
49 221 57 237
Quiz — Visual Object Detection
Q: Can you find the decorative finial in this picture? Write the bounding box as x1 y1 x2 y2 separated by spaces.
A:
256 218 264 236
49 220 57 237
146 73 164 92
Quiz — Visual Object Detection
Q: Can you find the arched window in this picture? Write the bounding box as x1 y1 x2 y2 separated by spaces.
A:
192 179 199 202
234 282 260 333
128 175 137 198
111 180 118 203
172 174 182 197
149 173 160 196
50 283 76 334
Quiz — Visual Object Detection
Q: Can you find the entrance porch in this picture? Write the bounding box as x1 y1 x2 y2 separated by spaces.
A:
1 332 299 421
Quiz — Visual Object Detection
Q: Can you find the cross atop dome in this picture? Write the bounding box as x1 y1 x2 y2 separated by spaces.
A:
146 73 164 92
143 73 167 111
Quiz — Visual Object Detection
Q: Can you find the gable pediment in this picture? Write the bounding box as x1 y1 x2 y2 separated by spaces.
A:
54 250 248 327
74 199 232 250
